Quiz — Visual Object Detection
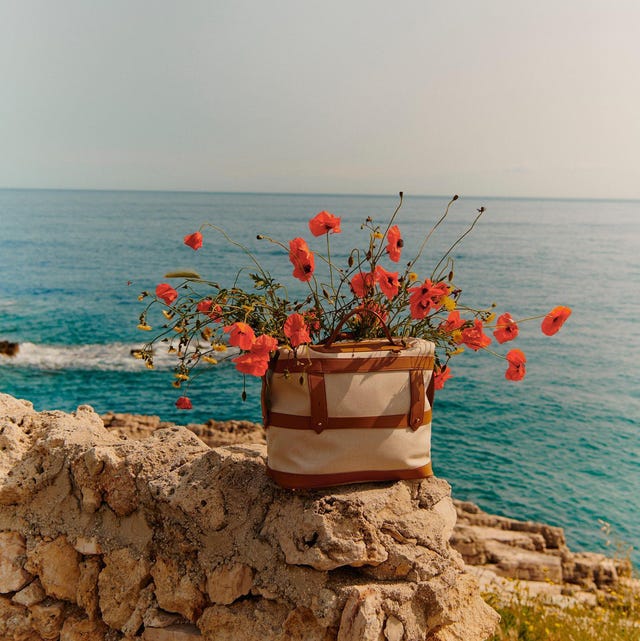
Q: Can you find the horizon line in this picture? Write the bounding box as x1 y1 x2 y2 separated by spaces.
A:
0 185 638 203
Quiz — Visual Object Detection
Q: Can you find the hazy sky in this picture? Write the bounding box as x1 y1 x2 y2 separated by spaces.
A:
1 0 638 198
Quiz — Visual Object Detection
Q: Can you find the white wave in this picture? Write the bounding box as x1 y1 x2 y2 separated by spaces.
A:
0 341 233 372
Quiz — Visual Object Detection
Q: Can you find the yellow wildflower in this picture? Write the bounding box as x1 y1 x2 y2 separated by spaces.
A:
452 330 462 343
485 312 496 324
443 296 457 311
373 231 383 239
137 324 152 331
408 272 418 282
202 356 218 364
213 343 227 352
174 373 189 381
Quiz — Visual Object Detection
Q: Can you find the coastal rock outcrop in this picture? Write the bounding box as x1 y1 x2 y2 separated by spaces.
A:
0 394 499 641
450 500 635 605
0 341 19 357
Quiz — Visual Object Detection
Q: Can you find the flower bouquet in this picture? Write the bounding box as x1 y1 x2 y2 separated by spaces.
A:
137 192 570 409
136 193 571 488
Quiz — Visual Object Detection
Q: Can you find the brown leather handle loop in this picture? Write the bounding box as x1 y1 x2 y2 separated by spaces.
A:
324 308 397 348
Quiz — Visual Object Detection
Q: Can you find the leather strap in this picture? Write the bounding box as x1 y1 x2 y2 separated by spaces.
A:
266 462 434 489
307 372 329 433
268 409 432 431
272 355 434 374
409 370 426 431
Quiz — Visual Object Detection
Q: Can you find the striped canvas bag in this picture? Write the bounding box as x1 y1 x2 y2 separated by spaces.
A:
262 322 436 489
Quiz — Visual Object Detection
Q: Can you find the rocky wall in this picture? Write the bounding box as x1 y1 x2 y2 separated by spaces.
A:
0 394 499 641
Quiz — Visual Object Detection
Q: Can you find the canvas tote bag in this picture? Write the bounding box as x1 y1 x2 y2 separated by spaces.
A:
262 312 436 489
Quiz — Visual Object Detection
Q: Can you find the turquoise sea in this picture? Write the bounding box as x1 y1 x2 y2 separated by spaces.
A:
1 189 638 562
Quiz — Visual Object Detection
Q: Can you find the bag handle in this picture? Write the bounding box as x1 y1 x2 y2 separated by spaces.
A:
324 308 398 348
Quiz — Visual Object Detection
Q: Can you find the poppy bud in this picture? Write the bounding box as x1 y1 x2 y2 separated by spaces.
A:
242 391 247 401
452 194 458 201
256 234 264 239
348 255 354 267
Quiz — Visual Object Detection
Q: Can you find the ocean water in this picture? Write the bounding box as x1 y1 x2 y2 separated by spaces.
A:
1 188 638 562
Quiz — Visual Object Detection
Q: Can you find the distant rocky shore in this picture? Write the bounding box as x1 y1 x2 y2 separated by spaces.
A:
0 341 19 357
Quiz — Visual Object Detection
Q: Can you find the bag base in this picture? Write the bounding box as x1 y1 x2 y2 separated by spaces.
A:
266 462 433 490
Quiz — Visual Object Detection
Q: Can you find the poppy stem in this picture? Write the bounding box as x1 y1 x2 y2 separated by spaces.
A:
326 233 334 290
430 206 484 280
373 191 404 263
408 194 458 273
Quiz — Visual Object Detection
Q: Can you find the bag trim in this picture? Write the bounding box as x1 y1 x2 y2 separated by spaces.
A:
271 354 435 374
266 462 434 489
267 409 432 431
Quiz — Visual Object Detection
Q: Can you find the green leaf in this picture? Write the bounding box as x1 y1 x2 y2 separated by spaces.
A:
164 270 202 279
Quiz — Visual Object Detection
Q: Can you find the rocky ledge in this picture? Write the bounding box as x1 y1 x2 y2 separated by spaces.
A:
104 413 638 607
0 395 499 641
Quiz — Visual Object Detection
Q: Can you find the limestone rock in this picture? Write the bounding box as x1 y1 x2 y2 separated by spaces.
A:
0 531 33 593
205 563 253 605
98 548 151 632
0 394 499 641
0 595 40 641
60 615 109 641
77 557 102 620
451 499 632 594
151 557 206 621
12 579 46 607
30 598 66 640
24 536 80 603
143 623 202 640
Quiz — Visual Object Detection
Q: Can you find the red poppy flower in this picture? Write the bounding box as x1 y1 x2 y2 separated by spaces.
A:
223 322 256 351
175 396 192 410
493 313 519 344
288 238 315 282
308 211 342 236
433 364 452 390
460 319 492 351
408 280 449 319
439 310 466 333
541 306 572 336
155 283 178 305
283 313 311 347
183 231 203 250
232 352 270 377
385 225 403 262
374 265 399 299
350 271 376 298
196 299 222 322
251 334 278 356
505 349 526 381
